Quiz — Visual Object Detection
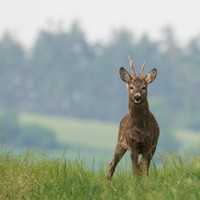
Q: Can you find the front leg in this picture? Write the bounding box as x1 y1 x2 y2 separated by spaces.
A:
140 156 151 176
107 142 127 182
130 151 140 176
142 145 157 175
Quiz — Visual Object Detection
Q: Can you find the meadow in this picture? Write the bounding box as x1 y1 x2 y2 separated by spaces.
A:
0 113 200 200
1 112 200 199
0 150 200 200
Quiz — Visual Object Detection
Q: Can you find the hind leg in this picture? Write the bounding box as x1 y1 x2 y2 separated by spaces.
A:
107 142 127 182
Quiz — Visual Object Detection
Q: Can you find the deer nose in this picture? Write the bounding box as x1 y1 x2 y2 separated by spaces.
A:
134 93 142 104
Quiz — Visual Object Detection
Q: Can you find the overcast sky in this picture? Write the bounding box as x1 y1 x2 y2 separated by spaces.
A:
0 0 200 47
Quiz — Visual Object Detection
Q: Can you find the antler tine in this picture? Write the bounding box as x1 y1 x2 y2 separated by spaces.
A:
139 61 145 79
128 55 136 78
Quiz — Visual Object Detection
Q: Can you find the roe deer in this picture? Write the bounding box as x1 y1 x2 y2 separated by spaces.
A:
107 56 159 181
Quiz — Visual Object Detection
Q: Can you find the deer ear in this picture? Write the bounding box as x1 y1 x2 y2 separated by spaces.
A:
145 68 157 84
119 67 132 84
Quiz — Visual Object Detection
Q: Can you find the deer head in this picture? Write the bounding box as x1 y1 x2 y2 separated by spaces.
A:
119 56 157 105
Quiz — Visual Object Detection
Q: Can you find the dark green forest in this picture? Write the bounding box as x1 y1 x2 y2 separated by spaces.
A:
0 23 199 151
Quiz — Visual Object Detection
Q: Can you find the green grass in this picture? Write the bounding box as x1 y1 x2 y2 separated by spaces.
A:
0 150 200 199
2 112 200 199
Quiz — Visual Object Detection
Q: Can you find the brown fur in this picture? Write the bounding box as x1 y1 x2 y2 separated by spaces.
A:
107 59 159 181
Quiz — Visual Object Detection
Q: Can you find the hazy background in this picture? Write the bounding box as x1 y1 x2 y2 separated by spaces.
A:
0 0 200 161
1 0 200 47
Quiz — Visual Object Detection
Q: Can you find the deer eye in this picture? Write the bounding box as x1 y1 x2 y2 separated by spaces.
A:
142 86 146 90
129 86 135 90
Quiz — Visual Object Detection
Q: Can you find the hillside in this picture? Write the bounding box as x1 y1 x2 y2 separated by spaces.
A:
18 112 118 160
17 112 200 158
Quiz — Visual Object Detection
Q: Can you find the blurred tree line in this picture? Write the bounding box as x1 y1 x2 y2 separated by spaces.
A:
0 22 199 136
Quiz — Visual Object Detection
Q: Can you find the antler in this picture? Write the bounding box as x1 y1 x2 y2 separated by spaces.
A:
139 61 145 79
128 55 136 78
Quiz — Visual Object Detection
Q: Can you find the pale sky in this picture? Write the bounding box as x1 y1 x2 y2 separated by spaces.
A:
0 0 200 47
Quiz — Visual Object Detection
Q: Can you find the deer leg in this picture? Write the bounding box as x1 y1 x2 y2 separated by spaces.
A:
130 152 140 176
142 145 157 175
141 156 151 176
107 142 127 182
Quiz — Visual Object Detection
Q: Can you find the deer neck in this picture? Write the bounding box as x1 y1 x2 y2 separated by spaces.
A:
129 101 149 128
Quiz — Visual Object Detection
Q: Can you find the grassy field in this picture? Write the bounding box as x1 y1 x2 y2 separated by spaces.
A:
0 150 200 200
1 113 200 199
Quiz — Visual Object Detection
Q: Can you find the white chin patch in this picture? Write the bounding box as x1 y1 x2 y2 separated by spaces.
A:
134 99 142 104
